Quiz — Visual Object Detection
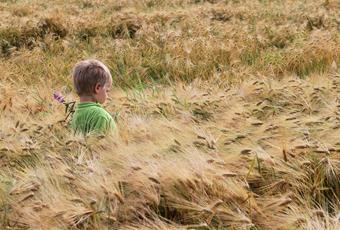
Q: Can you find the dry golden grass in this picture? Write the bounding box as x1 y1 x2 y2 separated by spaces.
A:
0 0 339 229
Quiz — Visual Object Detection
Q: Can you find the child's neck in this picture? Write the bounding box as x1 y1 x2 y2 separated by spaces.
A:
79 95 97 103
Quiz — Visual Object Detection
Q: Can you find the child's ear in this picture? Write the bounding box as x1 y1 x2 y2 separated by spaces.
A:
94 83 101 94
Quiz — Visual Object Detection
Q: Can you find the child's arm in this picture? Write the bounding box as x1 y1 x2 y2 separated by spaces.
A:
93 116 116 134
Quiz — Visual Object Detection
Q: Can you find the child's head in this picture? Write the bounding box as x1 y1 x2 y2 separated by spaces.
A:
72 59 112 104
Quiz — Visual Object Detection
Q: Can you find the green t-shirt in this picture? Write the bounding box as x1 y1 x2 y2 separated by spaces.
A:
71 102 116 135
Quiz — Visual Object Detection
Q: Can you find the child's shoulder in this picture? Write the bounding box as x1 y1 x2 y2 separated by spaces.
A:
75 103 112 119
96 105 111 115
92 105 114 121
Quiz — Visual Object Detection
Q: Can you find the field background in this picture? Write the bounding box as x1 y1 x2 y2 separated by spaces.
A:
0 0 339 229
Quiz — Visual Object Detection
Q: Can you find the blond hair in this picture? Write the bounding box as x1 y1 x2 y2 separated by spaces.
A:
72 59 112 96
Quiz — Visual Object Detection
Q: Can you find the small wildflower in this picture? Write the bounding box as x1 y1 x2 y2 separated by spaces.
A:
53 91 65 103
53 91 75 122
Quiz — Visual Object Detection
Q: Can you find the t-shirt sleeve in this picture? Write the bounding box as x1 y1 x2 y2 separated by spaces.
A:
93 115 116 134
93 116 111 133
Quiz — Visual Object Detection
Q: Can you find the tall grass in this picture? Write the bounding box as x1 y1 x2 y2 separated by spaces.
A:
0 0 339 229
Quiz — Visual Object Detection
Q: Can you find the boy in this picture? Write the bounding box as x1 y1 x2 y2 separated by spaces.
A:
71 59 116 135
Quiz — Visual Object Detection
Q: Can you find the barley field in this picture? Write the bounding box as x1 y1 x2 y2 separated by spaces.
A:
0 0 339 229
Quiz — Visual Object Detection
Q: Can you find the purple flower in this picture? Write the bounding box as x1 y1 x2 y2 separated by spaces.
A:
53 91 65 103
